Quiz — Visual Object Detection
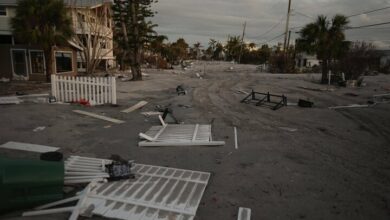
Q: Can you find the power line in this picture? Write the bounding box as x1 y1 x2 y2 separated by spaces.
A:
292 10 314 20
347 21 390 29
252 16 285 39
347 6 390 18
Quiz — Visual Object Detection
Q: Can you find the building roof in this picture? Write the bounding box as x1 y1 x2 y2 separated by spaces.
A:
0 0 113 7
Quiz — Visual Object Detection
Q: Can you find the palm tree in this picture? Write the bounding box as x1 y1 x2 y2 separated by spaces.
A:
225 35 241 61
11 0 73 81
296 15 349 83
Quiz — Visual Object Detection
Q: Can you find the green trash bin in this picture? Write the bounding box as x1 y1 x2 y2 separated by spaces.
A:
0 157 64 213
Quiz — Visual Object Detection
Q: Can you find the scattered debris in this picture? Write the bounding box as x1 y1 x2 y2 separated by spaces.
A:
329 104 373 110
176 85 187 95
0 96 21 105
235 90 249 95
178 104 192 108
344 93 359 97
141 111 163 117
234 127 238 150
297 86 333 92
0 141 59 153
238 207 251 220
121 101 148 113
373 93 390 103
298 99 314 108
26 160 211 220
33 126 46 132
241 90 287 110
73 110 125 124
139 122 225 147
279 127 298 132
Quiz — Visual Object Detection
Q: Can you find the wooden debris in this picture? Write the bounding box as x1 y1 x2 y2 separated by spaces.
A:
238 207 251 220
121 101 148 113
328 104 372 110
234 127 238 150
0 141 59 153
73 110 125 124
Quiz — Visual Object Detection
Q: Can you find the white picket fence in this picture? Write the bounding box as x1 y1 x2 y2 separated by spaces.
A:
51 75 117 105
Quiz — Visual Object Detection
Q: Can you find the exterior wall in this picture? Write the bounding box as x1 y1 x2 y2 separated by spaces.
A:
68 3 115 71
0 6 15 35
0 44 46 81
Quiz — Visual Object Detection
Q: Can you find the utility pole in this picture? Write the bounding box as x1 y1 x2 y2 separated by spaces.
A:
283 0 292 51
238 21 247 64
287 30 291 49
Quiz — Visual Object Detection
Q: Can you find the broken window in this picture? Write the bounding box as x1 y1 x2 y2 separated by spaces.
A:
55 51 73 73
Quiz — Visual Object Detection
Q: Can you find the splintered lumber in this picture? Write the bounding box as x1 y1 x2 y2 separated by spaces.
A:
73 110 125 124
121 101 148 113
238 207 251 220
0 141 59 153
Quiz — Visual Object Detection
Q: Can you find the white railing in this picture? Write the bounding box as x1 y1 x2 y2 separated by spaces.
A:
51 75 117 105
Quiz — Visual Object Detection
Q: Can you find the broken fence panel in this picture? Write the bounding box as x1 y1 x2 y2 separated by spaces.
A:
31 157 211 220
139 124 225 147
51 75 117 105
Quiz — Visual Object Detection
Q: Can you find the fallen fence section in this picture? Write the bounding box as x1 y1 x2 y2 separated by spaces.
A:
0 141 59 153
241 90 287 110
51 75 117 105
139 124 225 147
238 207 251 220
73 110 125 124
26 158 211 220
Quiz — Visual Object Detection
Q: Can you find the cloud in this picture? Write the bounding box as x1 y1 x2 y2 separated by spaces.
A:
151 0 390 48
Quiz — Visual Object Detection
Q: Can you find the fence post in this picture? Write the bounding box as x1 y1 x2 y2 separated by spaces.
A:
111 77 117 105
51 74 56 98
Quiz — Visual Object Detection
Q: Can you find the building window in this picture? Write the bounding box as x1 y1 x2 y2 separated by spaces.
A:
0 6 7 16
55 51 73 73
30 51 45 74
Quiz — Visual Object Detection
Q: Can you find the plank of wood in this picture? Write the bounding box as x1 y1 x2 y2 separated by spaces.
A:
328 104 372 109
234 127 238 150
73 110 125 124
238 207 251 220
139 141 225 147
121 101 148 113
0 141 59 153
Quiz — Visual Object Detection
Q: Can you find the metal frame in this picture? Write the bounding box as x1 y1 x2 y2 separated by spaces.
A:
241 90 287 110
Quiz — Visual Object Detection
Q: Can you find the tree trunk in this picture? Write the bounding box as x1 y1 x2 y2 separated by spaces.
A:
321 59 328 84
129 0 142 81
44 49 53 82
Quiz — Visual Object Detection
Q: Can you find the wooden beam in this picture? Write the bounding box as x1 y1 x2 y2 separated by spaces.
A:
121 101 148 113
73 110 125 124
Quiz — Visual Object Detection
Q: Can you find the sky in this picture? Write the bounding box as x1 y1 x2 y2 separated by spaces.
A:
151 0 390 49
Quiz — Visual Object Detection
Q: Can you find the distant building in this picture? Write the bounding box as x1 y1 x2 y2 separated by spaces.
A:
0 0 114 81
295 52 320 71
